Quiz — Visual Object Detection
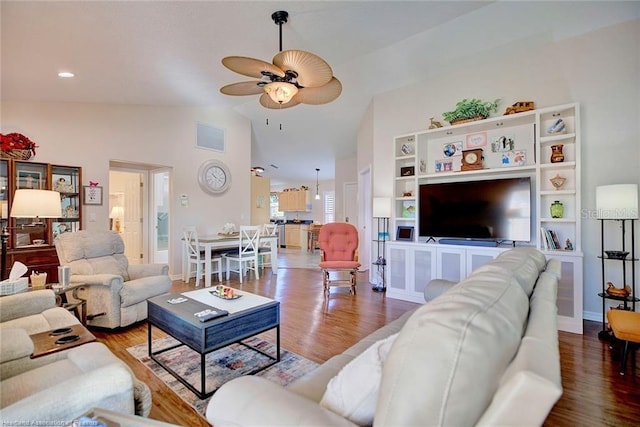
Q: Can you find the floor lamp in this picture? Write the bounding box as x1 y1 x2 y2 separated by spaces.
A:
1 189 62 281
372 197 391 292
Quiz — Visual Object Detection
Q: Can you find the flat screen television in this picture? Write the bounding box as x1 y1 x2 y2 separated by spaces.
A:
419 177 531 242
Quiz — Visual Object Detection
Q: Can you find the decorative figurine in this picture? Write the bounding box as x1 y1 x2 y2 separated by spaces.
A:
564 238 573 251
428 117 443 129
547 118 565 134
549 174 567 190
504 101 535 115
550 144 565 163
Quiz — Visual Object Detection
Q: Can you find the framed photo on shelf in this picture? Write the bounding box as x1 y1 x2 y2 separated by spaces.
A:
434 159 453 173
400 166 415 177
83 186 103 205
401 200 416 218
396 226 414 241
443 141 463 157
500 150 526 167
17 170 42 189
465 132 487 149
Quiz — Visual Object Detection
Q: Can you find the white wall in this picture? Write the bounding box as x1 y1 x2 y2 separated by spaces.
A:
1 102 252 278
335 155 358 222
365 19 640 319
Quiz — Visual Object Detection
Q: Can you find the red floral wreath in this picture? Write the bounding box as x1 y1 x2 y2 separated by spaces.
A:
0 133 38 155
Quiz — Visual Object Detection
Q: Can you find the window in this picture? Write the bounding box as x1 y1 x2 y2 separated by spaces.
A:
270 193 283 218
324 191 335 223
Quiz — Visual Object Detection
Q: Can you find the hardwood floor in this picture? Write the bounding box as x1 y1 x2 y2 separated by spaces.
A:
92 266 639 426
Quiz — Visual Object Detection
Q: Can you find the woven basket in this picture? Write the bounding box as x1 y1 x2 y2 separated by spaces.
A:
449 115 486 126
0 149 32 160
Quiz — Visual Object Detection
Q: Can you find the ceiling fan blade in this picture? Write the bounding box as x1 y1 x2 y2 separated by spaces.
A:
219 81 264 96
296 77 342 105
273 50 333 88
259 93 301 109
222 56 285 79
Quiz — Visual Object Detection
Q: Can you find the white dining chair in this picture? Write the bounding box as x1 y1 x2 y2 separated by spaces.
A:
258 223 278 271
225 225 260 283
183 226 222 287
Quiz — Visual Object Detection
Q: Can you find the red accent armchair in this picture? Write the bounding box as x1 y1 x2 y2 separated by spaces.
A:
318 222 361 295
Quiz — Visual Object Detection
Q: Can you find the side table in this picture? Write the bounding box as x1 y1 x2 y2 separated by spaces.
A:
50 283 87 325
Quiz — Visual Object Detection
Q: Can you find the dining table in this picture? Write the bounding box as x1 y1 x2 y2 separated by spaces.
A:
182 233 278 288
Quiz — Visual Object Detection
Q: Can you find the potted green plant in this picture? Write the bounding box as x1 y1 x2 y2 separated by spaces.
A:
442 98 500 125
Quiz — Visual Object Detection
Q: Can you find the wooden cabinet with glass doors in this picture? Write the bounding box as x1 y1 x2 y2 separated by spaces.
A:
1 160 82 281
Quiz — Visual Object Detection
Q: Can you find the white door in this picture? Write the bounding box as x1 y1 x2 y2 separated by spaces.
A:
151 168 171 264
110 168 145 265
358 169 372 275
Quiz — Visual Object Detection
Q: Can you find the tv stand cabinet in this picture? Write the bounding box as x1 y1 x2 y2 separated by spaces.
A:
389 102 583 334
386 241 583 333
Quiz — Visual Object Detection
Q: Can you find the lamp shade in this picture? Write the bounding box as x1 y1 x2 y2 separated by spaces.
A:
10 189 62 218
595 184 638 219
373 197 392 218
109 206 124 219
263 82 298 104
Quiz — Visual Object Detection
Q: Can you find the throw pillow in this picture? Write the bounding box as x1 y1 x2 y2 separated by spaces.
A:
319 332 398 425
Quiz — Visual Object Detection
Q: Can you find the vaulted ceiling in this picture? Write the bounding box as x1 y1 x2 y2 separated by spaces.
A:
1 1 633 184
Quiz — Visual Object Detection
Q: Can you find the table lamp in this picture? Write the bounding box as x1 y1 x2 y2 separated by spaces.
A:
1 189 62 280
109 206 124 232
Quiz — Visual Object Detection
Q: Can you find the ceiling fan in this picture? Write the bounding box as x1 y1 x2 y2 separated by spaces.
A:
220 10 342 109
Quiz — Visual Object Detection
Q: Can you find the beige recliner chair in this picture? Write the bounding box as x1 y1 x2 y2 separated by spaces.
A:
0 289 152 420
54 230 172 329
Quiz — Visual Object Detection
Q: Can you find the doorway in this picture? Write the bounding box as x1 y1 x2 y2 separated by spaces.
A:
109 162 171 266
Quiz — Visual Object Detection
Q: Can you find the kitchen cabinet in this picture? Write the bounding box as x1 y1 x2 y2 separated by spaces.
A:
278 189 310 212
285 224 301 247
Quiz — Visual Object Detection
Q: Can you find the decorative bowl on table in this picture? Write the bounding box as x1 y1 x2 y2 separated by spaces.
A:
210 285 241 300
605 251 629 260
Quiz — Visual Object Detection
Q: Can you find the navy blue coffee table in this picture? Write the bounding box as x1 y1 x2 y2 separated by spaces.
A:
147 289 280 398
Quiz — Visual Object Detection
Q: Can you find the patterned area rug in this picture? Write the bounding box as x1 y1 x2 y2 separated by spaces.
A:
127 336 318 416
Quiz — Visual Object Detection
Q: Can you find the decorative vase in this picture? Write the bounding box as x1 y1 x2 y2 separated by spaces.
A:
549 174 566 190
550 200 564 218
550 144 564 163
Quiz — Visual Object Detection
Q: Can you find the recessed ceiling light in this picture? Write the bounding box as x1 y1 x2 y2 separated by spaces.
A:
58 72 75 78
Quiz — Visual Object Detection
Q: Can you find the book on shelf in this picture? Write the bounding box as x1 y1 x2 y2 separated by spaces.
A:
540 227 562 250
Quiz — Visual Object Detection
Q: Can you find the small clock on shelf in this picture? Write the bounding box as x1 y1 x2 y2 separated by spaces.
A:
461 148 484 171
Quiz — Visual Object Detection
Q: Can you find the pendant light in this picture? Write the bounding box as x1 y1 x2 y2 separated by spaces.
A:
315 168 320 200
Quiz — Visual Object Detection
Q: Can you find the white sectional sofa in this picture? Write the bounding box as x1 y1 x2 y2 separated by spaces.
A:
205 247 563 426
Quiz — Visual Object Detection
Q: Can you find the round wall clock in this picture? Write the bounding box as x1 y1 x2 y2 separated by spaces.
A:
198 159 231 195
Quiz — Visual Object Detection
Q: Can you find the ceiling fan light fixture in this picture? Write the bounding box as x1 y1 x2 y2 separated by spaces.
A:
220 10 340 109
264 82 298 104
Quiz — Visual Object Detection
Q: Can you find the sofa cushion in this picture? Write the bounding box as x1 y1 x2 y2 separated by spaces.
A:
55 230 125 262
320 333 398 425
0 329 33 364
119 276 170 308
0 307 79 335
473 247 547 297
376 267 529 426
288 309 415 404
68 255 130 282
478 269 562 426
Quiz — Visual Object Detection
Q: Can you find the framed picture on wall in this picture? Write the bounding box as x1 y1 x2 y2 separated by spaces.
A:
83 186 103 205
17 170 42 189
